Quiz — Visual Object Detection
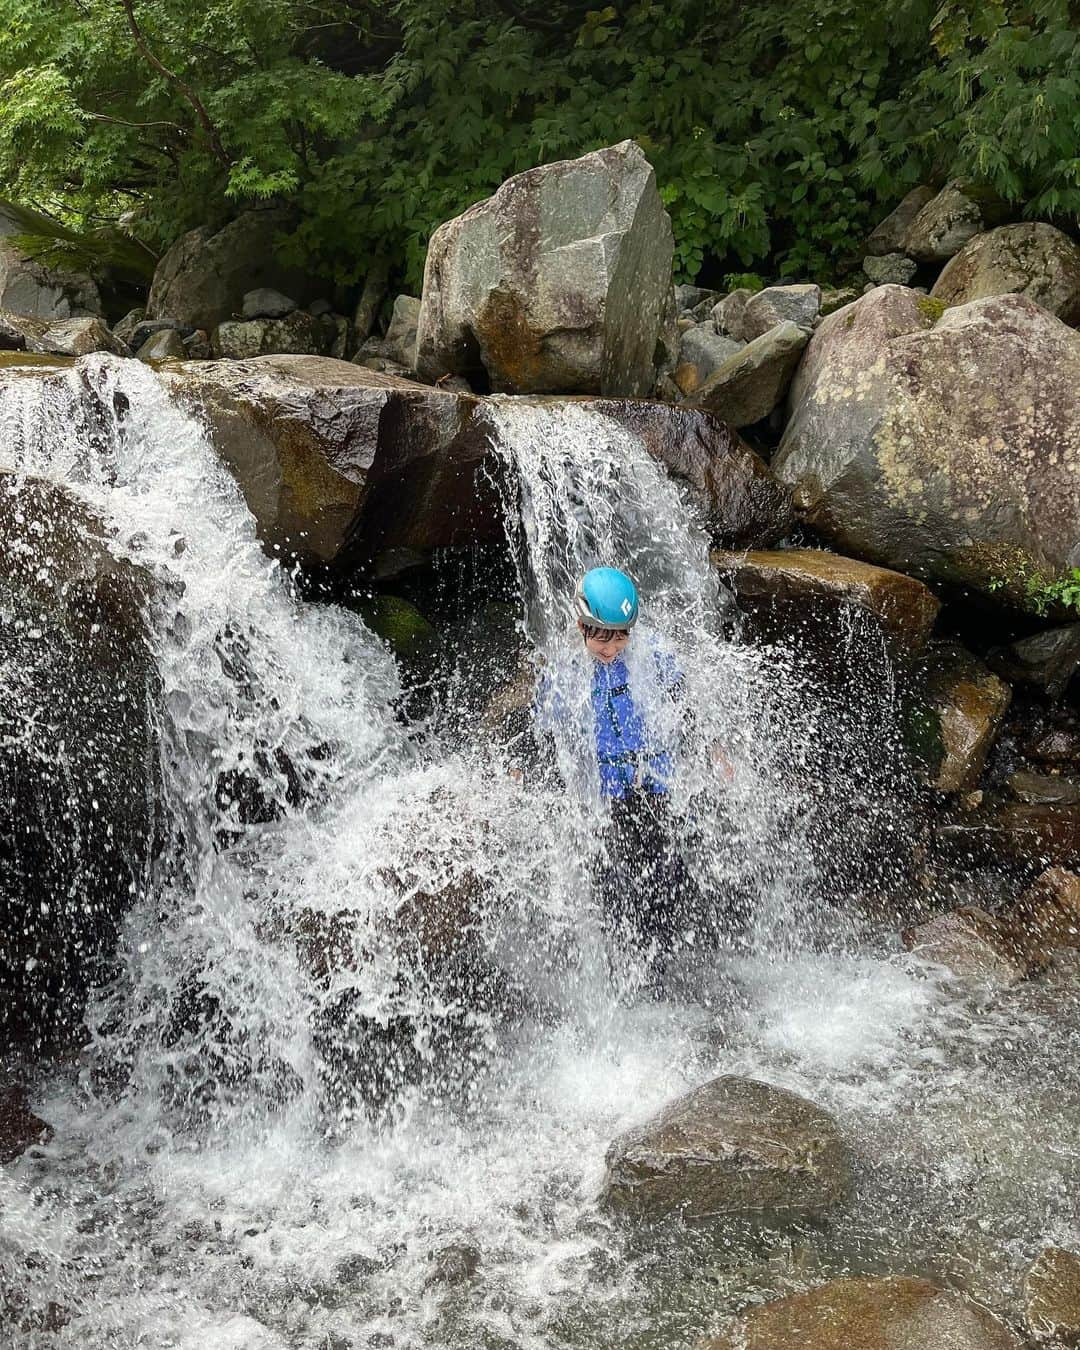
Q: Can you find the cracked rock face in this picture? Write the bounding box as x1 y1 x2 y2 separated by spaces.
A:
773 286 1080 607
600 1074 851 1221
931 223 1080 325
415 140 674 397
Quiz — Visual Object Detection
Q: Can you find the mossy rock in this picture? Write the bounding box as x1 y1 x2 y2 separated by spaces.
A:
357 594 437 662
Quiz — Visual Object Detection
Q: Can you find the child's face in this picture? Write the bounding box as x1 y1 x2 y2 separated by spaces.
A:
578 620 630 664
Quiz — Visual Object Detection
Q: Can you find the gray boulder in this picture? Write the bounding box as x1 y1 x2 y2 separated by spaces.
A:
0 200 102 319
931 223 1080 324
712 287 754 337
702 1276 1021 1350
383 294 421 369
138 328 187 362
674 284 716 313
601 1075 851 1221
865 185 936 256
673 324 743 396
0 311 129 358
113 307 147 344
416 140 674 396
774 287 1080 606
904 180 997 263
211 311 327 359
241 287 298 320
862 253 917 286
740 283 821 340
687 320 808 426
147 210 319 331
127 317 189 353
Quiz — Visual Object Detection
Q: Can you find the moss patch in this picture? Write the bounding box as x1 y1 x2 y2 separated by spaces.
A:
916 295 947 323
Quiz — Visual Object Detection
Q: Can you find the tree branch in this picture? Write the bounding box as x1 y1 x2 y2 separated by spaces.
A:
118 0 230 166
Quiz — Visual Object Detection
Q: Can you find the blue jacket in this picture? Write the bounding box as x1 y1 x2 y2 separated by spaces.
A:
591 652 678 799
536 645 683 801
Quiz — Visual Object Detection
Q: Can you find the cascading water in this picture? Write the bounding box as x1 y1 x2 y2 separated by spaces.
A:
1 356 1077 1349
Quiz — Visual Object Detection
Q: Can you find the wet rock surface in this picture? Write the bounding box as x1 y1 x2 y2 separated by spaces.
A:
901 906 1042 984
161 355 501 569
601 1075 851 1221
988 625 1080 700
711 548 940 653
701 1276 1022 1350
416 140 673 396
917 643 1012 792
1025 1247 1080 1345
0 1083 52 1162
774 288 1080 606
0 466 158 1043
0 310 129 357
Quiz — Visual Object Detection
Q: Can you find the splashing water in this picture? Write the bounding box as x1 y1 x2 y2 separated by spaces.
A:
0 357 1077 1348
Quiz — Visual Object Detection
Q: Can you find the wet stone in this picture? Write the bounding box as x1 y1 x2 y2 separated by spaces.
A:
425 1242 481 1287
901 906 1042 984
601 1075 851 1222
0 1085 52 1163
701 1275 1022 1350
1006 770 1080 807
1026 1247 1080 1345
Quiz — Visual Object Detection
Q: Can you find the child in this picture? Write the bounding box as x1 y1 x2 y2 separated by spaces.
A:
536 567 704 957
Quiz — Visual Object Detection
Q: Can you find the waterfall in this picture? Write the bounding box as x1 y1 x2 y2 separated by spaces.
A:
2 357 1077 1349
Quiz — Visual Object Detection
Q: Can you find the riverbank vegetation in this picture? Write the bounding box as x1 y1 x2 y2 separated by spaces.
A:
1 0 1077 287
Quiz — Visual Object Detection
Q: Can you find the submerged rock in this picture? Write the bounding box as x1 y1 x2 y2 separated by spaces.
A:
0 1084 52 1162
916 643 1011 792
161 356 500 570
901 906 1042 984
711 548 940 653
701 1275 1021 1350
416 140 674 396
1025 1246 1080 1345
1002 867 1080 958
686 320 808 426
774 288 1080 607
931 223 1080 324
601 1075 851 1221
425 1243 481 1287
0 468 158 1043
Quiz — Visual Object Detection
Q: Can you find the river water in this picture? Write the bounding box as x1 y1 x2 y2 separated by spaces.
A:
1 357 1077 1348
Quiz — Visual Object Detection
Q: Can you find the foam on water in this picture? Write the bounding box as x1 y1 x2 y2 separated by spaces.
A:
0 358 1077 1349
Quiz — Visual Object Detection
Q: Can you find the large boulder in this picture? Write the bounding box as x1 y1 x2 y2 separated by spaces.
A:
161 356 501 569
773 288 1080 607
931 223 1080 324
600 1075 851 1221
701 1276 1021 1350
711 548 940 653
382 294 421 369
901 906 1042 984
415 140 674 397
0 200 102 319
1002 867 1080 961
147 210 320 332
916 643 1011 792
686 321 808 426
0 468 158 1045
587 401 792 547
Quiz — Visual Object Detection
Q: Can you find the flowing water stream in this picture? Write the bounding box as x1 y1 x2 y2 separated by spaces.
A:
1 357 1078 1348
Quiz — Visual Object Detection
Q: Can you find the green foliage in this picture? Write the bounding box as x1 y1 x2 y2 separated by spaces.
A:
0 0 1076 295
723 273 766 294
988 560 1080 617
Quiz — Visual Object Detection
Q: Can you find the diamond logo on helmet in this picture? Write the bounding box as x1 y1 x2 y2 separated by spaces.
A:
620 598 632 617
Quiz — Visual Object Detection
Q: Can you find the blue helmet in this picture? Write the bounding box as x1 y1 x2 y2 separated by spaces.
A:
575 567 639 630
